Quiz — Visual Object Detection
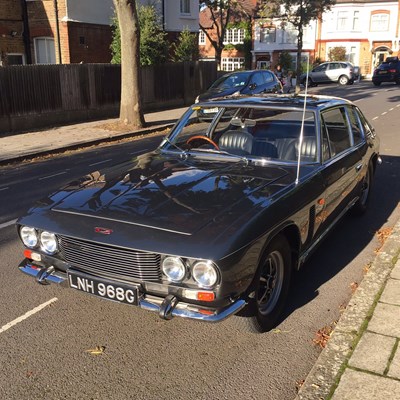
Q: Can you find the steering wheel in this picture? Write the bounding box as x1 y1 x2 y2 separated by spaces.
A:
186 135 219 150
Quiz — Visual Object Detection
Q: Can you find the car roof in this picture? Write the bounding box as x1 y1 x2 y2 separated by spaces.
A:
196 94 352 112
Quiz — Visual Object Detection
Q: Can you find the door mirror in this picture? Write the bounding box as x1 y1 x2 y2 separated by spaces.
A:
249 83 257 90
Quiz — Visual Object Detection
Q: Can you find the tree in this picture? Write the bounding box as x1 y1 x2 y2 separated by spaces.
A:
258 0 335 93
111 4 169 66
113 0 144 128
172 28 199 62
328 46 346 61
200 0 249 69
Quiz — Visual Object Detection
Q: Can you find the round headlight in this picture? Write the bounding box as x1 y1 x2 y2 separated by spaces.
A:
40 231 58 254
192 261 218 288
20 226 38 248
162 257 186 282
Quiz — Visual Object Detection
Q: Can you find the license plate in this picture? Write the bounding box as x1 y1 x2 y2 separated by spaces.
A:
379 70 387 74
67 270 139 306
203 107 219 114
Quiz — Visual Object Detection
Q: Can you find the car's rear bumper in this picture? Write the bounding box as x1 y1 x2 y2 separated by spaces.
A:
372 74 399 83
19 260 246 323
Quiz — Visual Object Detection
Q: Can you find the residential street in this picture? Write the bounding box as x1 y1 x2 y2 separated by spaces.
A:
0 81 399 399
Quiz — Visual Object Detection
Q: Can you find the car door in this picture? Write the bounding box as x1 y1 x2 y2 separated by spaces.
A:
317 106 363 232
262 70 281 93
311 63 329 83
326 63 341 82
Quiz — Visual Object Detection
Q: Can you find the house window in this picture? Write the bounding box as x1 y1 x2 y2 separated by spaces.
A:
370 13 389 31
7 53 25 65
337 11 349 31
283 25 297 44
223 28 245 45
199 30 206 45
221 57 244 72
260 27 276 43
34 37 56 64
352 11 360 30
180 0 190 14
349 46 357 64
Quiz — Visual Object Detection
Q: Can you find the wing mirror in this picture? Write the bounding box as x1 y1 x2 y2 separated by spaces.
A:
249 83 257 90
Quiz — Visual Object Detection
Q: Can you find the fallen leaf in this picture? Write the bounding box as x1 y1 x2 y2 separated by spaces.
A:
313 325 333 348
350 282 358 293
85 346 106 355
375 227 393 253
271 328 293 334
295 379 305 392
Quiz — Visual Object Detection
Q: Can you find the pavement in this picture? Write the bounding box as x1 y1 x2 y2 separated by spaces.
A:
1 107 400 400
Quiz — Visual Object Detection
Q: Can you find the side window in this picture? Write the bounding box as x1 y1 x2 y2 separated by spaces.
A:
251 72 265 86
321 108 351 155
262 71 274 83
321 120 333 162
347 106 364 145
356 107 375 138
329 63 340 70
315 64 328 72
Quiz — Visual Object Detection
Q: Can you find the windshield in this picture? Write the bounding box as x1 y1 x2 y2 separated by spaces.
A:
160 105 318 164
209 72 252 90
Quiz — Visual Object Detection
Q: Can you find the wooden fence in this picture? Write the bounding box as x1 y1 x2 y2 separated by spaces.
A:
0 61 217 134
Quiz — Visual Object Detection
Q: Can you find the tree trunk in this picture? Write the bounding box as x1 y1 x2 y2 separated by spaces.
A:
113 0 145 128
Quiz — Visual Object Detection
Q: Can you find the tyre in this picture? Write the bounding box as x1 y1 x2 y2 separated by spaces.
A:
302 77 315 88
373 81 381 86
236 235 292 333
338 75 349 85
351 163 373 216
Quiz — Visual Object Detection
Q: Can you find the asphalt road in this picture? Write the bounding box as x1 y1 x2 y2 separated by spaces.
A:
0 81 399 400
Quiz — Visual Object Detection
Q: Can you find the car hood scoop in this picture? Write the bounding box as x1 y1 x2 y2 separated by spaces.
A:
52 153 290 235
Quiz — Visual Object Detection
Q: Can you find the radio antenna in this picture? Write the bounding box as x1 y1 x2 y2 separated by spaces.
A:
295 53 310 185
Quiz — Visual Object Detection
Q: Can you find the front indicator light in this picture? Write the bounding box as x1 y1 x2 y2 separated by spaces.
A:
192 261 218 288
162 257 186 283
20 226 38 248
24 249 42 262
182 289 215 302
40 231 58 254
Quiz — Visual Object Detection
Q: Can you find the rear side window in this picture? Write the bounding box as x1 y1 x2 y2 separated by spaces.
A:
347 106 364 145
321 108 351 155
262 71 274 83
251 72 265 86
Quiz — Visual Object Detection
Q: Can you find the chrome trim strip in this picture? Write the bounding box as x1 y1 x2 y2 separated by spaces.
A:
18 263 246 322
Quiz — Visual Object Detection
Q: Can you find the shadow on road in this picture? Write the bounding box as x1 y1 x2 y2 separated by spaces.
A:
280 153 400 324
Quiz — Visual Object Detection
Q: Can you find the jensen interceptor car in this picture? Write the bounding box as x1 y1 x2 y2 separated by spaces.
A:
17 95 380 332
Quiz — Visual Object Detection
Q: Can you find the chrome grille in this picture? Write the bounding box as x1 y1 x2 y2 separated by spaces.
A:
58 236 162 282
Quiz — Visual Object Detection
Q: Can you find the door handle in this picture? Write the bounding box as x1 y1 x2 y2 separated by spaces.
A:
355 163 363 172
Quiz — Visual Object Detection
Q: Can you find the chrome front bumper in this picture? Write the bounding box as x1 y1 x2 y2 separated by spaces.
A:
19 262 246 323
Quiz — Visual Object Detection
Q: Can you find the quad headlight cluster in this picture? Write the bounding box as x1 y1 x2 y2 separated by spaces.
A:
20 226 58 255
162 256 219 289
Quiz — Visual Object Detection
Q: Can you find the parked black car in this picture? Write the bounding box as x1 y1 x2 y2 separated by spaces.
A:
372 56 400 86
196 70 282 102
17 94 380 332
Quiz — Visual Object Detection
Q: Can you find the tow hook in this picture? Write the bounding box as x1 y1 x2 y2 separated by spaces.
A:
159 295 179 320
36 266 55 285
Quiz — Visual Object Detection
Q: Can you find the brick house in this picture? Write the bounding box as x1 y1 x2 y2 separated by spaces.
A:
0 0 28 65
0 0 199 66
199 0 258 71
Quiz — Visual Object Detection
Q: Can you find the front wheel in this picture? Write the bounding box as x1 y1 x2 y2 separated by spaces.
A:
237 235 292 333
338 75 349 85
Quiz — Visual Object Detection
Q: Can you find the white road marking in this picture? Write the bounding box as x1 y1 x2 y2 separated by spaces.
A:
389 108 394 111
0 298 58 334
0 186 9 191
89 159 112 167
397 104 400 107
39 171 67 181
0 219 17 230
129 149 149 155
381 112 387 116
372 117 379 120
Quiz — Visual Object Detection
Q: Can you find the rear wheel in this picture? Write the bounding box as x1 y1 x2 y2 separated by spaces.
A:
373 81 381 86
352 164 373 216
338 75 349 85
237 235 292 333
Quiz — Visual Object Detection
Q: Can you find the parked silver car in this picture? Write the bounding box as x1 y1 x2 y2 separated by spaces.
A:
301 62 360 86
